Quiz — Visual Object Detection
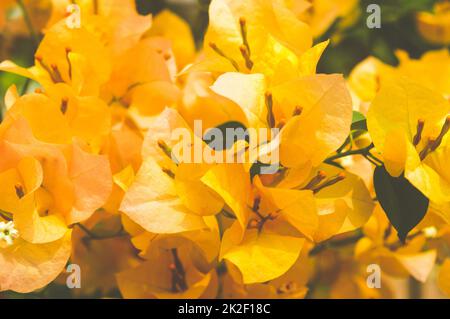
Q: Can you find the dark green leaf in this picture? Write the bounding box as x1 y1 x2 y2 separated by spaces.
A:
203 121 248 151
351 111 367 131
249 161 275 181
373 165 429 243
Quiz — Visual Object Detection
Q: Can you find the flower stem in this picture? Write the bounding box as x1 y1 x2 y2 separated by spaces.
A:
309 229 364 256
74 223 127 240
326 143 375 162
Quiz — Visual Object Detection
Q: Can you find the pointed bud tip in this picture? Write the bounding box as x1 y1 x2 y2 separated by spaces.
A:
293 106 303 116
14 183 24 199
157 139 166 147
318 171 327 178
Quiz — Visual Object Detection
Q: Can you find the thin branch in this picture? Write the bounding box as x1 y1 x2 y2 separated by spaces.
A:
309 230 364 256
326 144 374 162
74 223 127 240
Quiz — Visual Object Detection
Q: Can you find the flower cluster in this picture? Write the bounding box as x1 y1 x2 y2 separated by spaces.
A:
0 0 449 299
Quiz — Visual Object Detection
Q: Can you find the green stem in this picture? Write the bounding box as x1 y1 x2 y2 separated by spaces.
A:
326 144 374 162
21 78 31 95
309 229 364 256
74 223 127 240
221 208 236 219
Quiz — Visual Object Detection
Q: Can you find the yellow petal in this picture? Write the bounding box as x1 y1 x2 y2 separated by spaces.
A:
175 175 224 216
367 77 449 159
276 74 352 167
297 40 329 76
0 230 72 293
5 93 72 144
146 10 196 69
348 56 394 102
220 223 305 284
210 72 268 129
4 85 19 110
179 72 249 133
313 164 374 241
120 158 206 234
394 250 437 283
383 128 408 177
114 165 135 193
202 163 252 229
14 193 68 244
256 179 318 240
68 144 113 224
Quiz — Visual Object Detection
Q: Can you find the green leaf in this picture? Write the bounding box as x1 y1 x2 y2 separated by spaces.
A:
351 111 367 131
203 121 248 151
249 161 277 181
373 165 429 243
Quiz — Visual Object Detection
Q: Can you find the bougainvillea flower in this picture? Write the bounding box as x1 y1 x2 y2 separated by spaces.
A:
219 219 305 284
201 164 307 284
210 71 352 176
0 116 112 230
219 244 311 298
328 257 393 299
295 0 359 38
0 20 111 96
70 210 139 296
349 50 450 102
355 205 438 283
102 37 179 120
262 163 373 242
204 0 312 70
46 0 151 57
183 0 325 81
272 74 353 168
179 72 249 134
306 164 374 242
145 10 196 70
416 1 450 46
117 239 217 298
2 88 110 151
120 108 224 233
367 77 450 203
0 228 72 293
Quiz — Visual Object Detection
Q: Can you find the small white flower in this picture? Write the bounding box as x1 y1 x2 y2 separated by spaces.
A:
0 221 19 246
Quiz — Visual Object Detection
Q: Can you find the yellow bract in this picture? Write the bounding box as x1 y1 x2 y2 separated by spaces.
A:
367 77 450 203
